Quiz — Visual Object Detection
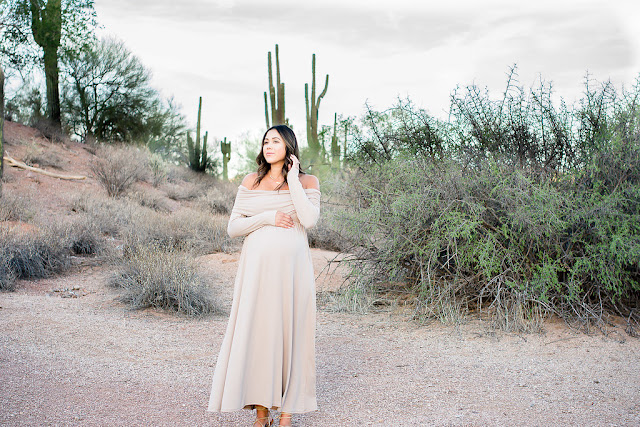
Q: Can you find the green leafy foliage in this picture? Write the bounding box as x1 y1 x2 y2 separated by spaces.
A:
332 71 640 333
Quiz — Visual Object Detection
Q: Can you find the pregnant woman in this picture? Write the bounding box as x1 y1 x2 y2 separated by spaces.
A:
208 124 320 427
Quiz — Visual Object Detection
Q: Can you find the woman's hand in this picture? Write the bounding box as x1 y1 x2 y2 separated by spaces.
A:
287 154 300 173
275 211 294 229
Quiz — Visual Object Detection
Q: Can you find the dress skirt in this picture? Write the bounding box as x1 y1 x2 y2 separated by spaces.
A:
208 222 317 413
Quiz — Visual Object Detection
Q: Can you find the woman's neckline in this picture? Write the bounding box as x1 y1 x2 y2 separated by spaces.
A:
238 184 320 193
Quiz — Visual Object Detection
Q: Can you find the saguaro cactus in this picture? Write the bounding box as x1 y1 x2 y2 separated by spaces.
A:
187 97 209 172
0 63 4 197
264 44 286 128
220 137 231 181
343 120 348 164
330 112 340 169
305 53 329 164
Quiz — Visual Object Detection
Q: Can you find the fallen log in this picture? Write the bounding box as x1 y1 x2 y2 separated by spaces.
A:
2 153 86 180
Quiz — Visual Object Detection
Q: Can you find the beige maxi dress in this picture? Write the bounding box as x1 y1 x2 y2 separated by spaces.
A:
208 169 321 414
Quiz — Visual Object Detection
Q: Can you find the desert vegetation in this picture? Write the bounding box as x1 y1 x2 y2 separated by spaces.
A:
2 64 638 331
326 69 640 334
1 2 637 334
0 135 239 315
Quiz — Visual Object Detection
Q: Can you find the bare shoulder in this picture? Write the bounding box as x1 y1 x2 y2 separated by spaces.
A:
300 173 320 190
241 172 258 189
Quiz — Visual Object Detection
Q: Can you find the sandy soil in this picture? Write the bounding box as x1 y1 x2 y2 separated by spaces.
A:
1 121 639 426
1 252 639 427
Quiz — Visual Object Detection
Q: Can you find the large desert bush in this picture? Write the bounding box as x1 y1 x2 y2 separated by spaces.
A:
330 71 640 333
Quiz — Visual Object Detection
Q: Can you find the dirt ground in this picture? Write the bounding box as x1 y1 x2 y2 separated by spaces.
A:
1 250 639 427
1 121 639 426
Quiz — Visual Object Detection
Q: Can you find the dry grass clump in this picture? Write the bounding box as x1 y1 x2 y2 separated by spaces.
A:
1 172 15 183
69 189 235 254
23 141 64 169
66 214 107 256
0 190 33 222
126 189 171 212
0 213 109 291
121 207 235 255
166 164 208 184
69 192 139 236
90 144 148 197
0 224 71 291
110 243 217 316
33 118 66 143
163 182 207 201
320 283 379 315
196 182 237 215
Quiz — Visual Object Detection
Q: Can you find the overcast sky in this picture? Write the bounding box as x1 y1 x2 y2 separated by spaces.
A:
94 0 640 170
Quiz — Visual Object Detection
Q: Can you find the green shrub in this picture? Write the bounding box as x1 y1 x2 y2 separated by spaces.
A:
110 243 217 316
332 72 640 333
148 153 168 187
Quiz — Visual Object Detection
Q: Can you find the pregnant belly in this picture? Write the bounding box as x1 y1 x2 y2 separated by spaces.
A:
245 224 309 258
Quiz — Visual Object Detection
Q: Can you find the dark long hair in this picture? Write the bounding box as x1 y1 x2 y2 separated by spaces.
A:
254 124 305 190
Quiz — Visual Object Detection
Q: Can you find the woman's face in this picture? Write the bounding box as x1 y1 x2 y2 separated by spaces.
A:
262 129 287 164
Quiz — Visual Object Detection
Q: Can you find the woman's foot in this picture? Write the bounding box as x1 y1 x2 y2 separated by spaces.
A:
278 412 292 427
253 406 272 427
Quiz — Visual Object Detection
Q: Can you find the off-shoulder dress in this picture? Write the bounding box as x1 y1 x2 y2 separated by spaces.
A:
207 170 321 414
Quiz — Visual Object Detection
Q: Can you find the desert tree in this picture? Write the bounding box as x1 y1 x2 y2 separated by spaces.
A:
0 0 97 128
62 36 170 144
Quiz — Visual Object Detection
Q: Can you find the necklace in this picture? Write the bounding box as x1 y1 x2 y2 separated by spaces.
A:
269 172 282 184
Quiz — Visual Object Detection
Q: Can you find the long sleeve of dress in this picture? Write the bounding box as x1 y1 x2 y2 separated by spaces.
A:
287 168 320 229
227 209 278 238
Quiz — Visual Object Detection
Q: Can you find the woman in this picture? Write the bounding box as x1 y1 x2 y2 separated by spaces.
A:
208 125 321 427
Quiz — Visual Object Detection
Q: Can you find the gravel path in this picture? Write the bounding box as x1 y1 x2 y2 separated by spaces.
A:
1 250 639 426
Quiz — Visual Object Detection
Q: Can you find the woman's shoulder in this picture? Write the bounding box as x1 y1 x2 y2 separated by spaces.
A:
241 172 258 189
300 173 320 190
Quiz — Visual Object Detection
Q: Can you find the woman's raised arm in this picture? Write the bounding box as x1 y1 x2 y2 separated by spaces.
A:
286 161 320 229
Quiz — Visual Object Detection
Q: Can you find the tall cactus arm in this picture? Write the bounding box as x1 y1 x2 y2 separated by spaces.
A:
315 74 329 121
202 131 209 170
267 51 276 124
264 92 270 130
